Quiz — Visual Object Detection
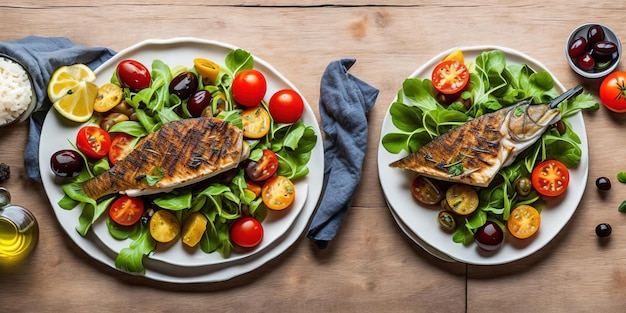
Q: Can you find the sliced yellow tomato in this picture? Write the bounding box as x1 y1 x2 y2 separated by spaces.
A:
507 205 541 239
241 106 271 139
445 184 479 215
194 58 220 85
93 83 123 113
262 176 295 211
149 209 181 243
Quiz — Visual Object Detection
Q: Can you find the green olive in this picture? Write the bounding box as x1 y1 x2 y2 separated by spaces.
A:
438 211 456 231
100 112 129 131
515 177 532 197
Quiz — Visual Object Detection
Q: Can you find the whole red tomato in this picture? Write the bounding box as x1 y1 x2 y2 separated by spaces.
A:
232 69 267 107
268 89 304 123
599 71 626 113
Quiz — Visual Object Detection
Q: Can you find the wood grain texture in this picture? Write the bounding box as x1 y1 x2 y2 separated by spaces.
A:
1 1 626 312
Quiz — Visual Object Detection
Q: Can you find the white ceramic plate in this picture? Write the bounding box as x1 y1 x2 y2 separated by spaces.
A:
378 46 588 265
40 38 324 278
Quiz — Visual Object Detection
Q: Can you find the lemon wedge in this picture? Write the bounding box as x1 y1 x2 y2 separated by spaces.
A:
47 64 98 122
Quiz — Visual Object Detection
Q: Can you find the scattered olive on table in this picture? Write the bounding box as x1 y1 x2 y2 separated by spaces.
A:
595 223 612 238
595 177 612 191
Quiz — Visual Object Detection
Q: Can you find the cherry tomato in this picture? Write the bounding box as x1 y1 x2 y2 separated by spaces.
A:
230 216 263 248
231 69 266 107
531 159 570 197
507 205 541 239
245 179 263 198
109 196 144 226
599 71 626 113
116 60 151 92
431 60 469 95
108 133 135 165
268 89 305 124
262 176 295 210
243 149 278 181
241 106 271 139
410 175 444 205
76 126 111 159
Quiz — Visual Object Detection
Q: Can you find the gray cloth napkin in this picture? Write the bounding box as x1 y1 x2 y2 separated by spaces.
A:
0 36 116 181
306 59 379 249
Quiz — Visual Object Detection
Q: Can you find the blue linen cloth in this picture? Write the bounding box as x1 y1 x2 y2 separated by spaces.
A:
306 59 379 249
0 36 116 181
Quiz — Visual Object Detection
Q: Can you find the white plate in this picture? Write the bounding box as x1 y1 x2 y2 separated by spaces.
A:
40 38 324 279
378 46 588 265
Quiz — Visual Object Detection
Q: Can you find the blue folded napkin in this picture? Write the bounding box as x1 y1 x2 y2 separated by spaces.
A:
306 59 379 249
0 36 116 181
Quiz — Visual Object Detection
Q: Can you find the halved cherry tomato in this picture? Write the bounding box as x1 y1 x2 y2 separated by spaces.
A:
245 179 263 198
230 216 264 248
599 71 626 113
410 175 444 205
531 159 570 197
109 196 144 226
108 133 135 165
232 69 266 107
262 176 295 210
116 59 151 92
241 106 271 138
243 149 278 181
431 60 469 95
268 89 304 124
76 126 111 159
193 58 220 85
507 205 541 239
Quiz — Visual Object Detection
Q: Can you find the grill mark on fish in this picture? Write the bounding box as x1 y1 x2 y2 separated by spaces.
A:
389 100 561 187
81 117 245 200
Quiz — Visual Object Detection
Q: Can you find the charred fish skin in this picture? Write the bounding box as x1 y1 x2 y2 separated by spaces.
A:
82 117 245 200
389 99 561 187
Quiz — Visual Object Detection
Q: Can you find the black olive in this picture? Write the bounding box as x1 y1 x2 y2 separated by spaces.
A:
169 72 198 100
474 221 504 251
595 223 612 237
596 177 611 191
50 150 84 178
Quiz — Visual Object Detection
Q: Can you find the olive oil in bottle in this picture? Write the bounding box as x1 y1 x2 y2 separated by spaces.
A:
0 188 38 265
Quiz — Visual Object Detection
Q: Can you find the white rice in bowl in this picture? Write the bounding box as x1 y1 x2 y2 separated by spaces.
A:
0 56 34 126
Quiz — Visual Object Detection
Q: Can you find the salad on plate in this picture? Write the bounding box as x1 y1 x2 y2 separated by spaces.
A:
379 47 598 264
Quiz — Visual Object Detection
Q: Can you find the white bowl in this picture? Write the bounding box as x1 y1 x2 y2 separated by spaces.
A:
566 23 622 79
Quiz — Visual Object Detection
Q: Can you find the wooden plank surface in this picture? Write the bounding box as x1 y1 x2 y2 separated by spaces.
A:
1 1 626 312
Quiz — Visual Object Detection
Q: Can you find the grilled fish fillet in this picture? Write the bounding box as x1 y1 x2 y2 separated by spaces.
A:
82 117 249 199
389 99 560 187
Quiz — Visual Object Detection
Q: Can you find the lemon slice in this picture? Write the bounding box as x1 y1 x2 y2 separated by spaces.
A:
93 83 123 113
47 64 96 102
52 81 99 122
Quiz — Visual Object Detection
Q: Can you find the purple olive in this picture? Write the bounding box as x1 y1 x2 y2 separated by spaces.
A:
50 150 84 177
577 53 595 71
169 72 198 100
187 90 212 117
587 25 605 47
474 221 504 251
568 36 587 59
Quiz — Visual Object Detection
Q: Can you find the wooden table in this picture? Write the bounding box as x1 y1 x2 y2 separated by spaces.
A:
1 1 626 312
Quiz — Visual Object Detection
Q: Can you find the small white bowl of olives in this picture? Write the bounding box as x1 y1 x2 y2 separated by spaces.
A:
566 23 621 79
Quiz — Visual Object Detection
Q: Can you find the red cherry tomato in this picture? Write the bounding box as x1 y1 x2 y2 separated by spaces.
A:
116 60 151 92
599 71 626 113
230 216 264 248
431 60 469 95
76 126 111 159
243 149 279 182
109 196 144 226
108 133 135 165
231 69 267 107
268 89 305 124
531 160 570 197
